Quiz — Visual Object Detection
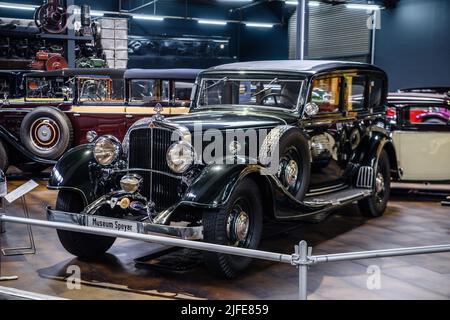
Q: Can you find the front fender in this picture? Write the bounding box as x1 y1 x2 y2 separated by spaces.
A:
180 163 328 217
181 164 255 208
47 144 94 205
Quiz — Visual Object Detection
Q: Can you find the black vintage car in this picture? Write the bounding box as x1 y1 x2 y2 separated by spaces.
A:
47 60 397 278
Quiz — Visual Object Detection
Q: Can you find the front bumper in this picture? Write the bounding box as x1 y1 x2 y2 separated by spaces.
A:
47 207 203 240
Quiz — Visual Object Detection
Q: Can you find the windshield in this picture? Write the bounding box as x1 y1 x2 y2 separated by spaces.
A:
197 76 304 110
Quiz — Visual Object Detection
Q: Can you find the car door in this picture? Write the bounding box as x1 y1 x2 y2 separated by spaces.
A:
392 104 450 181
70 77 127 144
305 73 356 191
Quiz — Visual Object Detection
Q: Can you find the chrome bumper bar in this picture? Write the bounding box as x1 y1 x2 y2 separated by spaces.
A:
47 208 203 240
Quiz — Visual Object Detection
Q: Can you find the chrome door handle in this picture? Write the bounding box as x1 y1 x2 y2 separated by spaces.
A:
73 113 80 117
126 114 133 119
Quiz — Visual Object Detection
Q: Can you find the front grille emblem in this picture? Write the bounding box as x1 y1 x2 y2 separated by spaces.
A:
153 103 165 121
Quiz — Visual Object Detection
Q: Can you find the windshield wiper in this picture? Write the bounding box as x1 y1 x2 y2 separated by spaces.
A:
252 77 279 97
205 76 229 90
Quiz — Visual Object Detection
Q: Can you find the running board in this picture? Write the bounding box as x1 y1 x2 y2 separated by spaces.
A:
303 188 372 206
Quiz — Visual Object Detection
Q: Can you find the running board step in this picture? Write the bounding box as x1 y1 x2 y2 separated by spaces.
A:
304 188 371 206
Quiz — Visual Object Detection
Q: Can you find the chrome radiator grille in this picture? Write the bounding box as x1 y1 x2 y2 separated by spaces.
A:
128 127 182 211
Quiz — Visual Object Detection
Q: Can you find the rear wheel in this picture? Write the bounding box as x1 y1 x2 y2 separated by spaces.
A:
358 150 391 217
20 107 73 160
202 178 263 278
56 191 116 259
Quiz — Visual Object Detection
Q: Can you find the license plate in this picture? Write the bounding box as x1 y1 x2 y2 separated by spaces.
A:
87 216 138 233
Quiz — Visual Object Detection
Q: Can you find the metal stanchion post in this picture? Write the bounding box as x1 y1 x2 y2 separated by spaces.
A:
2 195 36 256
296 240 309 300
0 201 19 281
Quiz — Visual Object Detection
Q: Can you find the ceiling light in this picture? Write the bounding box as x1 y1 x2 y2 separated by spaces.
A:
245 22 274 28
0 3 37 10
346 3 381 10
197 19 227 26
133 14 165 21
73 8 104 16
285 1 321 6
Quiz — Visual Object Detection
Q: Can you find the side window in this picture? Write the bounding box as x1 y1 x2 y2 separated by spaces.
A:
369 77 384 110
161 80 170 101
79 79 109 102
111 79 124 101
174 81 194 102
26 77 68 100
310 76 342 113
130 79 157 103
406 105 449 126
345 74 366 111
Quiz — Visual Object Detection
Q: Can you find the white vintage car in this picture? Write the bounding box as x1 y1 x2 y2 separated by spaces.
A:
387 91 450 185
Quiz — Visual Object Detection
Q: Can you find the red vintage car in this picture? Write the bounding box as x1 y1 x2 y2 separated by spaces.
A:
0 68 201 173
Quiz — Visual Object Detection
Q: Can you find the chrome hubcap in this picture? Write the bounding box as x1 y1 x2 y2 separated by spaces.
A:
375 172 384 194
375 172 385 203
227 207 250 245
30 117 60 150
284 160 299 188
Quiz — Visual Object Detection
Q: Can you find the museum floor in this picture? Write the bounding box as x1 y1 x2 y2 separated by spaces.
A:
1 178 449 300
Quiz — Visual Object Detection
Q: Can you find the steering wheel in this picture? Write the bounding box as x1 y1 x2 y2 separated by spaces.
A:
261 93 295 107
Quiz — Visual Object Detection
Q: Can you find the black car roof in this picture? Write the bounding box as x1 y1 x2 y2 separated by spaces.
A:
387 92 450 105
202 60 385 75
124 69 202 80
25 68 125 79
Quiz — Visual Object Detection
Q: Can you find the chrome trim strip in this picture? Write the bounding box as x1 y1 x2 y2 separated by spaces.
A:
47 208 203 240
306 183 347 197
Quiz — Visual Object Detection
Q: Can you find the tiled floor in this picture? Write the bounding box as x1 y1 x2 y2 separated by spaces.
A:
1 179 449 300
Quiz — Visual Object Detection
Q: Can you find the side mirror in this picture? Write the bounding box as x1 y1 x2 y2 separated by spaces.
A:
0 170 6 198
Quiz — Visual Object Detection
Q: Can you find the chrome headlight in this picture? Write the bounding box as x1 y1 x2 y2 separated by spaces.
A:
120 174 142 193
93 136 121 166
166 141 195 173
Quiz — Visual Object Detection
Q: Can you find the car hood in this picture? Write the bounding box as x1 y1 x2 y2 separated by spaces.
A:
164 109 298 132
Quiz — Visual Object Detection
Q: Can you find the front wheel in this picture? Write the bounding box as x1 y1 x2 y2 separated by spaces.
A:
358 150 391 217
56 191 116 259
202 178 263 278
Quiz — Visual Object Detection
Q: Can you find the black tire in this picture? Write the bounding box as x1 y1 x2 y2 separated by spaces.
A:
358 150 391 217
56 191 116 259
202 178 263 278
261 128 310 200
0 139 8 172
20 107 73 160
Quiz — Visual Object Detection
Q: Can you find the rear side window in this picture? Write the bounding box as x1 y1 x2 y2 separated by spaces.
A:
310 76 342 113
345 74 366 111
369 77 384 110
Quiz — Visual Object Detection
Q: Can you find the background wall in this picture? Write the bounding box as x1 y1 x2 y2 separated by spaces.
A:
375 0 450 90
0 0 289 68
